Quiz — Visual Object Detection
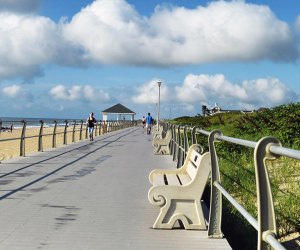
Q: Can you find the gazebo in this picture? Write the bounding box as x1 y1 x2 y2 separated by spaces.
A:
101 103 136 121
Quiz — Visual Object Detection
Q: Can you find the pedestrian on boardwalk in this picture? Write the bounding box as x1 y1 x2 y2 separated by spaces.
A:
142 116 146 128
87 112 96 141
145 112 153 135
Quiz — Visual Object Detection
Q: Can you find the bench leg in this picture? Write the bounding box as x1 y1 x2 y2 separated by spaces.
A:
153 199 173 229
153 199 206 230
153 145 170 155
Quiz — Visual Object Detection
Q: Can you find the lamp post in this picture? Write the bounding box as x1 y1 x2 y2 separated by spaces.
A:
157 81 162 131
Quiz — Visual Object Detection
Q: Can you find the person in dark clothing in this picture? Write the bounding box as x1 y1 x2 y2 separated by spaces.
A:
87 112 96 141
142 116 146 128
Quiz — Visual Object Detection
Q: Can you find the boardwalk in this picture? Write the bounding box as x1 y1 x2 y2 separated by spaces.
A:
0 127 231 250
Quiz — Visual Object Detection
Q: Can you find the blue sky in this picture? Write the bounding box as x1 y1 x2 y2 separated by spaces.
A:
0 0 299 120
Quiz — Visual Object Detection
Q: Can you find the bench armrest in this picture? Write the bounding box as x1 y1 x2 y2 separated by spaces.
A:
149 169 181 184
148 184 201 206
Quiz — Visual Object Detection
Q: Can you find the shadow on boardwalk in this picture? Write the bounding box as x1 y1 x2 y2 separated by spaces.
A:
0 127 231 249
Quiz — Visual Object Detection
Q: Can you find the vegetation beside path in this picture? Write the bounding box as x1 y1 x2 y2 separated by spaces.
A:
171 102 300 249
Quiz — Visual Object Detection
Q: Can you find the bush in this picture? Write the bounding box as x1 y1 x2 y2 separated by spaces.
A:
171 102 300 245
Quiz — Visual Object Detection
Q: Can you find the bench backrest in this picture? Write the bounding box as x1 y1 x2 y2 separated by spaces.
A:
186 149 202 179
153 126 163 139
164 130 172 140
153 130 171 142
181 145 210 187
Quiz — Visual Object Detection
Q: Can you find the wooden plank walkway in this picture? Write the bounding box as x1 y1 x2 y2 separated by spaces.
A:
0 126 232 249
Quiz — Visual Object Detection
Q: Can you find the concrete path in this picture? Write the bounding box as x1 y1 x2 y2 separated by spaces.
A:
0 127 231 249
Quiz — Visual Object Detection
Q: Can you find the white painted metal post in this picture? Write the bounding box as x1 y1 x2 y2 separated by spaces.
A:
157 81 161 131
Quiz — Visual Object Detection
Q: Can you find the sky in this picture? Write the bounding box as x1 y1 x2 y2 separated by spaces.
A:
0 0 299 120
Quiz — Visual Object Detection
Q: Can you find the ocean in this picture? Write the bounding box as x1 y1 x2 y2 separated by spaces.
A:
0 117 84 129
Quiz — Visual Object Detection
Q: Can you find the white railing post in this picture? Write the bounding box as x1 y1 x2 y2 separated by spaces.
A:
207 130 224 238
254 136 281 250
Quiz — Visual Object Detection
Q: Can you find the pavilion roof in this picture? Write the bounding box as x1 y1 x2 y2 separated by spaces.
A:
102 103 135 114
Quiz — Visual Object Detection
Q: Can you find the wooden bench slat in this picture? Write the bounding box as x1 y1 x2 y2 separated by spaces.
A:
165 174 181 186
186 150 202 179
152 173 165 186
190 150 202 166
186 161 197 179
177 174 191 185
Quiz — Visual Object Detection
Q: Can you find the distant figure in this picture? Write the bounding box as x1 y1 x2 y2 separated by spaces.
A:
87 112 96 141
142 116 146 128
145 112 153 135
10 124 13 133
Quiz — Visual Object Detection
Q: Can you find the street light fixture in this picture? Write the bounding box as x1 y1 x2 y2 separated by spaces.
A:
157 81 162 131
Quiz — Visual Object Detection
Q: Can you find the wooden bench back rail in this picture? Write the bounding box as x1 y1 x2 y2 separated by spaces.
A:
160 122 295 250
148 144 211 230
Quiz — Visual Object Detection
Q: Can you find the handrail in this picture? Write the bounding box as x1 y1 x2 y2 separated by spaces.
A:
0 119 135 158
160 122 291 250
269 145 300 160
214 181 258 230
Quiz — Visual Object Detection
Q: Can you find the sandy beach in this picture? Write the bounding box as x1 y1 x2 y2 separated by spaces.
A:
0 126 90 161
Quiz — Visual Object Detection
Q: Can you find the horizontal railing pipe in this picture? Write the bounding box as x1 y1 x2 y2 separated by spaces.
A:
269 145 300 160
0 119 136 158
265 234 286 250
216 134 257 148
161 121 290 250
214 181 258 230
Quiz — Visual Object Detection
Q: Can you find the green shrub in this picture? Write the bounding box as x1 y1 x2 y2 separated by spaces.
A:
171 102 300 243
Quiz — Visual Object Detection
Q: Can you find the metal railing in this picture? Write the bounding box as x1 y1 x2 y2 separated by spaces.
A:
0 119 136 157
159 122 299 250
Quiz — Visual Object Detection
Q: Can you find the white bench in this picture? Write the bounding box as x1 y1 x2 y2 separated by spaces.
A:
152 130 172 155
148 144 211 230
152 126 163 139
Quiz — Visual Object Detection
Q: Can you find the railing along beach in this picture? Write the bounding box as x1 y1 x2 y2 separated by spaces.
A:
0 119 136 157
159 122 299 250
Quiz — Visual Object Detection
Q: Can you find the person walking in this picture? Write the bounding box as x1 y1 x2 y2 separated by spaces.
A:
87 112 96 141
142 116 146 128
145 112 153 135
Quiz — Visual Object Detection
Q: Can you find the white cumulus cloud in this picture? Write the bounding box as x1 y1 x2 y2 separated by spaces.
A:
241 78 297 105
1 84 33 104
0 13 61 80
0 0 298 80
175 74 298 109
132 79 169 104
63 0 298 66
49 84 110 102
175 74 247 103
2 84 23 97
132 74 298 110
